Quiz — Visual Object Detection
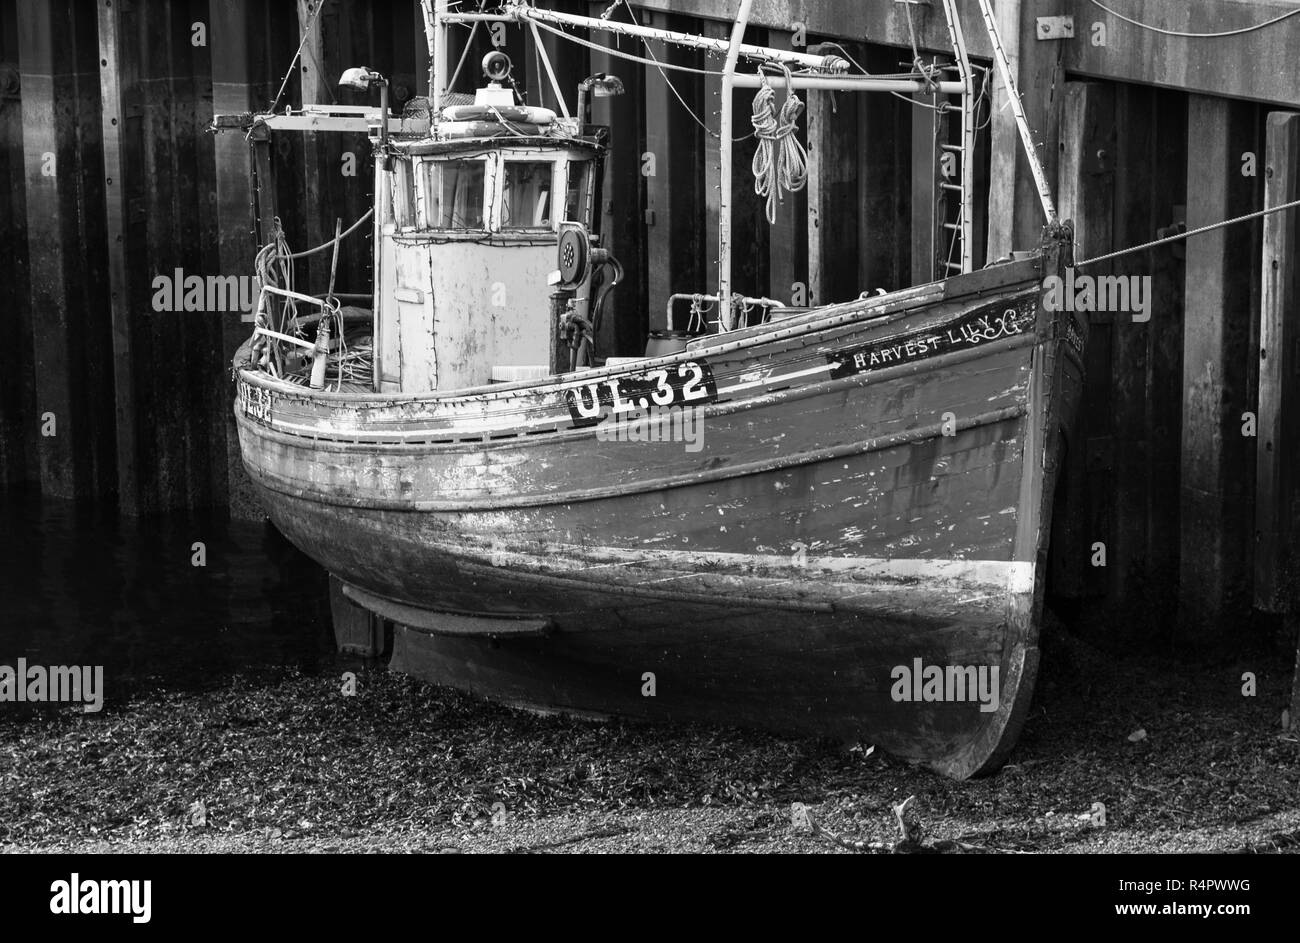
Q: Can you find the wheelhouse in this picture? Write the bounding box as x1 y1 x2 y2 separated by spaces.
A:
375 135 606 393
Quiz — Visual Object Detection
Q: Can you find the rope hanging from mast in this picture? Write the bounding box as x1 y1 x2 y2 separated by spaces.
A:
750 68 808 224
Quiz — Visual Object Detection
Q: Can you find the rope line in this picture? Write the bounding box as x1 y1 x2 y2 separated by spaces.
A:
286 208 375 260
1086 0 1300 38
751 71 808 223
1077 197 1300 267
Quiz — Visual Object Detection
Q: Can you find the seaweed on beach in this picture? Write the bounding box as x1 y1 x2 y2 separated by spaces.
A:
0 622 1297 853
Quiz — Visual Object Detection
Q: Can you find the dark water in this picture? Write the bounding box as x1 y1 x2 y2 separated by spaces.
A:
0 489 336 707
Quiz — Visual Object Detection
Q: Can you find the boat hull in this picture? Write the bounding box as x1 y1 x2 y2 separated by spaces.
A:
234 235 1085 778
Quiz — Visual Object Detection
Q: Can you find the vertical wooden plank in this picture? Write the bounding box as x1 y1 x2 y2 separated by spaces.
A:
856 42 909 293
986 0 1063 259
985 0 1021 261
0 0 38 490
589 3 645 355
910 80 936 285
210 0 263 520
910 55 949 286
17 0 106 499
414 0 429 99
759 25 807 304
341 0 382 296
1053 81 1114 600
139 0 185 509
1292 634 1300 732
1110 84 1154 610
970 73 990 271
640 10 706 327
643 12 673 325
1143 89 1187 609
1256 110 1300 612
297 0 330 290
382 1 417 120
806 85 858 304
1180 95 1256 636
1058 83 1114 264
96 0 139 513
167 0 213 511
701 17 727 299
806 87 826 307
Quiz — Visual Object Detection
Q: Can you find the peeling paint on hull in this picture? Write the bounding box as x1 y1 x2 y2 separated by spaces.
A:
233 244 1086 779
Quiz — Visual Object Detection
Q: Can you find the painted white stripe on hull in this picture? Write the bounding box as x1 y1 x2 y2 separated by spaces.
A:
716 362 834 395
489 542 1037 595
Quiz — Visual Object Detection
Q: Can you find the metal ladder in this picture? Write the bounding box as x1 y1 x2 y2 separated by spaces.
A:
908 0 976 280
939 0 976 276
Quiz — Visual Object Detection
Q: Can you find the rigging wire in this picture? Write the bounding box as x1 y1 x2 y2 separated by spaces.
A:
617 0 746 141
528 14 922 83
1077 197 1300 267
269 0 328 113
529 17 726 76
1086 0 1300 38
528 4 751 140
444 20 480 98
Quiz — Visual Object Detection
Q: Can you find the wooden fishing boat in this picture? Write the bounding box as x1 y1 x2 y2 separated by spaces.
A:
221 0 1087 778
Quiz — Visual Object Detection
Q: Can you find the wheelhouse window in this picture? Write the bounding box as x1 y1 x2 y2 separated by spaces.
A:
564 159 593 228
392 159 416 229
424 159 486 229
501 161 553 229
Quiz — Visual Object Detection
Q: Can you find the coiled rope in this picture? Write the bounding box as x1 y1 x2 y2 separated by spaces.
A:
751 69 808 224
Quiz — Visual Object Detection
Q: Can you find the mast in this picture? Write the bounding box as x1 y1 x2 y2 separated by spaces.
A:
975 0 1058 224
421 0 448 104
717 0 753 328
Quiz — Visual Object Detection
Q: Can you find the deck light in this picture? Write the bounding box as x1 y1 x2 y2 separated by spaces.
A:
576 73 625 125
339 67 390 167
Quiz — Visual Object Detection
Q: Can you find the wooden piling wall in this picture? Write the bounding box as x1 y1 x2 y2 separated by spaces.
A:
1 0 1298 640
